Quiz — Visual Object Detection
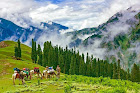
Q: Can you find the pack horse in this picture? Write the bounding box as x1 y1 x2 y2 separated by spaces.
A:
30 67 42 79
12 68 26 85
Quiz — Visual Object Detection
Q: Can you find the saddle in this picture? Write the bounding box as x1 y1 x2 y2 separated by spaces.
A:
34 67 40 74
14 68 21 73
47 69 55 74
23 68 29 75
16 73 20 79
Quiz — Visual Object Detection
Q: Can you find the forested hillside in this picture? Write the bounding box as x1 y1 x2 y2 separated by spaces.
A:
31 40 140 82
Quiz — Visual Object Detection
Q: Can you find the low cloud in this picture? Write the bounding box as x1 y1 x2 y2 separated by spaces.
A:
1 0 140 62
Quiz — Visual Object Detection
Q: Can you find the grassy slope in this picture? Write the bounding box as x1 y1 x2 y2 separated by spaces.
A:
0 41 139 93
0 41 63 93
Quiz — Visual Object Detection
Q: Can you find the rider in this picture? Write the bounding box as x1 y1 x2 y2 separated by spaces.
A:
56 65 61 78
45 66 49 71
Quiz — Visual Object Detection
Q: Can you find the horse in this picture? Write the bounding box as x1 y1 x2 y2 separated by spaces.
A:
42 70 48 79
12 70 26 85
43 69 56 79
23 68 30 80
30 70 42 80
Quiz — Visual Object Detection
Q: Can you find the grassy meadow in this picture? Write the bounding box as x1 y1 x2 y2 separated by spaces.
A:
0 41 139 93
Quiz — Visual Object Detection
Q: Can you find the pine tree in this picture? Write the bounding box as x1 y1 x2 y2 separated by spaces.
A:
95 60 99 77
38 51 42 66
43 42 47 67
31 39 37 63
37 44 41 55
58 52 64 73
14 40 21 60
100 60 104 77
34 42 37 63
113 62 117 79
108 63 113 78
117 59 121 79
79 58 85 75
69 56 75 75
75 51 80 75
31 39 35 63
14 46 18 59
38 44 42 66
17 39 21 58
126 68 130 80
104 60 108 77
92 58 96 77
131 63 139 82
86 52 90 76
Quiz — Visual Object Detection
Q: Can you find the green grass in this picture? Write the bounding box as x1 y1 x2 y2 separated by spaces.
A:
0 41 140 93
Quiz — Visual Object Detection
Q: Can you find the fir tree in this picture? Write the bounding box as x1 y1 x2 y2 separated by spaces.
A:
14 40 21 60
34 42 37 63
79 58 85 75
131 63 139 82
92 58 96 77
38 44 42 66
17 39 21 58
117 59 121 79
31 39 35 63
126 68 130 80
43 42 47 67
69 56 75 75
37 44 41 55
14 46 18 59
113 62 117 79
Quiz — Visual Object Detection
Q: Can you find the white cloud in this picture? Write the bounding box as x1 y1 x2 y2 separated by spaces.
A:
0 0 139 30
29 0 140 30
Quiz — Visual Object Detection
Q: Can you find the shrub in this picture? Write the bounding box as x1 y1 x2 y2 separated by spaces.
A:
64 84 72 93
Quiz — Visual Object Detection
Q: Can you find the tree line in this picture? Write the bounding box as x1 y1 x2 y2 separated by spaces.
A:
19 39 139 82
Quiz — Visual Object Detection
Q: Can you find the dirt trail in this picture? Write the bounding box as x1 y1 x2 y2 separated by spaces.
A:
0 41 8 48
0 60 13 76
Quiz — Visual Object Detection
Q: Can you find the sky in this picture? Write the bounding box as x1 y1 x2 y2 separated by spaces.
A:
0 0 139 30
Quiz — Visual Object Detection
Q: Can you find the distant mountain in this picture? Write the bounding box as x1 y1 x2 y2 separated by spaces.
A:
70 7 140 69
66 12 123 47
40 21 69 33
0 18 69 44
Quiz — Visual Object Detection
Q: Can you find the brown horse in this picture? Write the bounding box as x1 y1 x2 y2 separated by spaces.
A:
12 71 26 85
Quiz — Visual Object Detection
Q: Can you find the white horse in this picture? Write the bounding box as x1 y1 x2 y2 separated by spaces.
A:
12 71 26 85
42 70 48 79
30 70 42 80
42 69 56 79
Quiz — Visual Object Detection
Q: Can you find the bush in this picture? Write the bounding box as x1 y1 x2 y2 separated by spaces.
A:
100 87 127 93
64 84 72 93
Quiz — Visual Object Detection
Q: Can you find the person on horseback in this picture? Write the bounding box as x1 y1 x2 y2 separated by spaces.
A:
45 66 49 71
56 65 61 78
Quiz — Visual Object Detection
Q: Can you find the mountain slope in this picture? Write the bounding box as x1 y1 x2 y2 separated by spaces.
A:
0 41 139 93
0 18 69 45
68 7 140 69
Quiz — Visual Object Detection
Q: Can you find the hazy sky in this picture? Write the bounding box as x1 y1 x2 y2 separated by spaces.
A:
0 0 139 30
